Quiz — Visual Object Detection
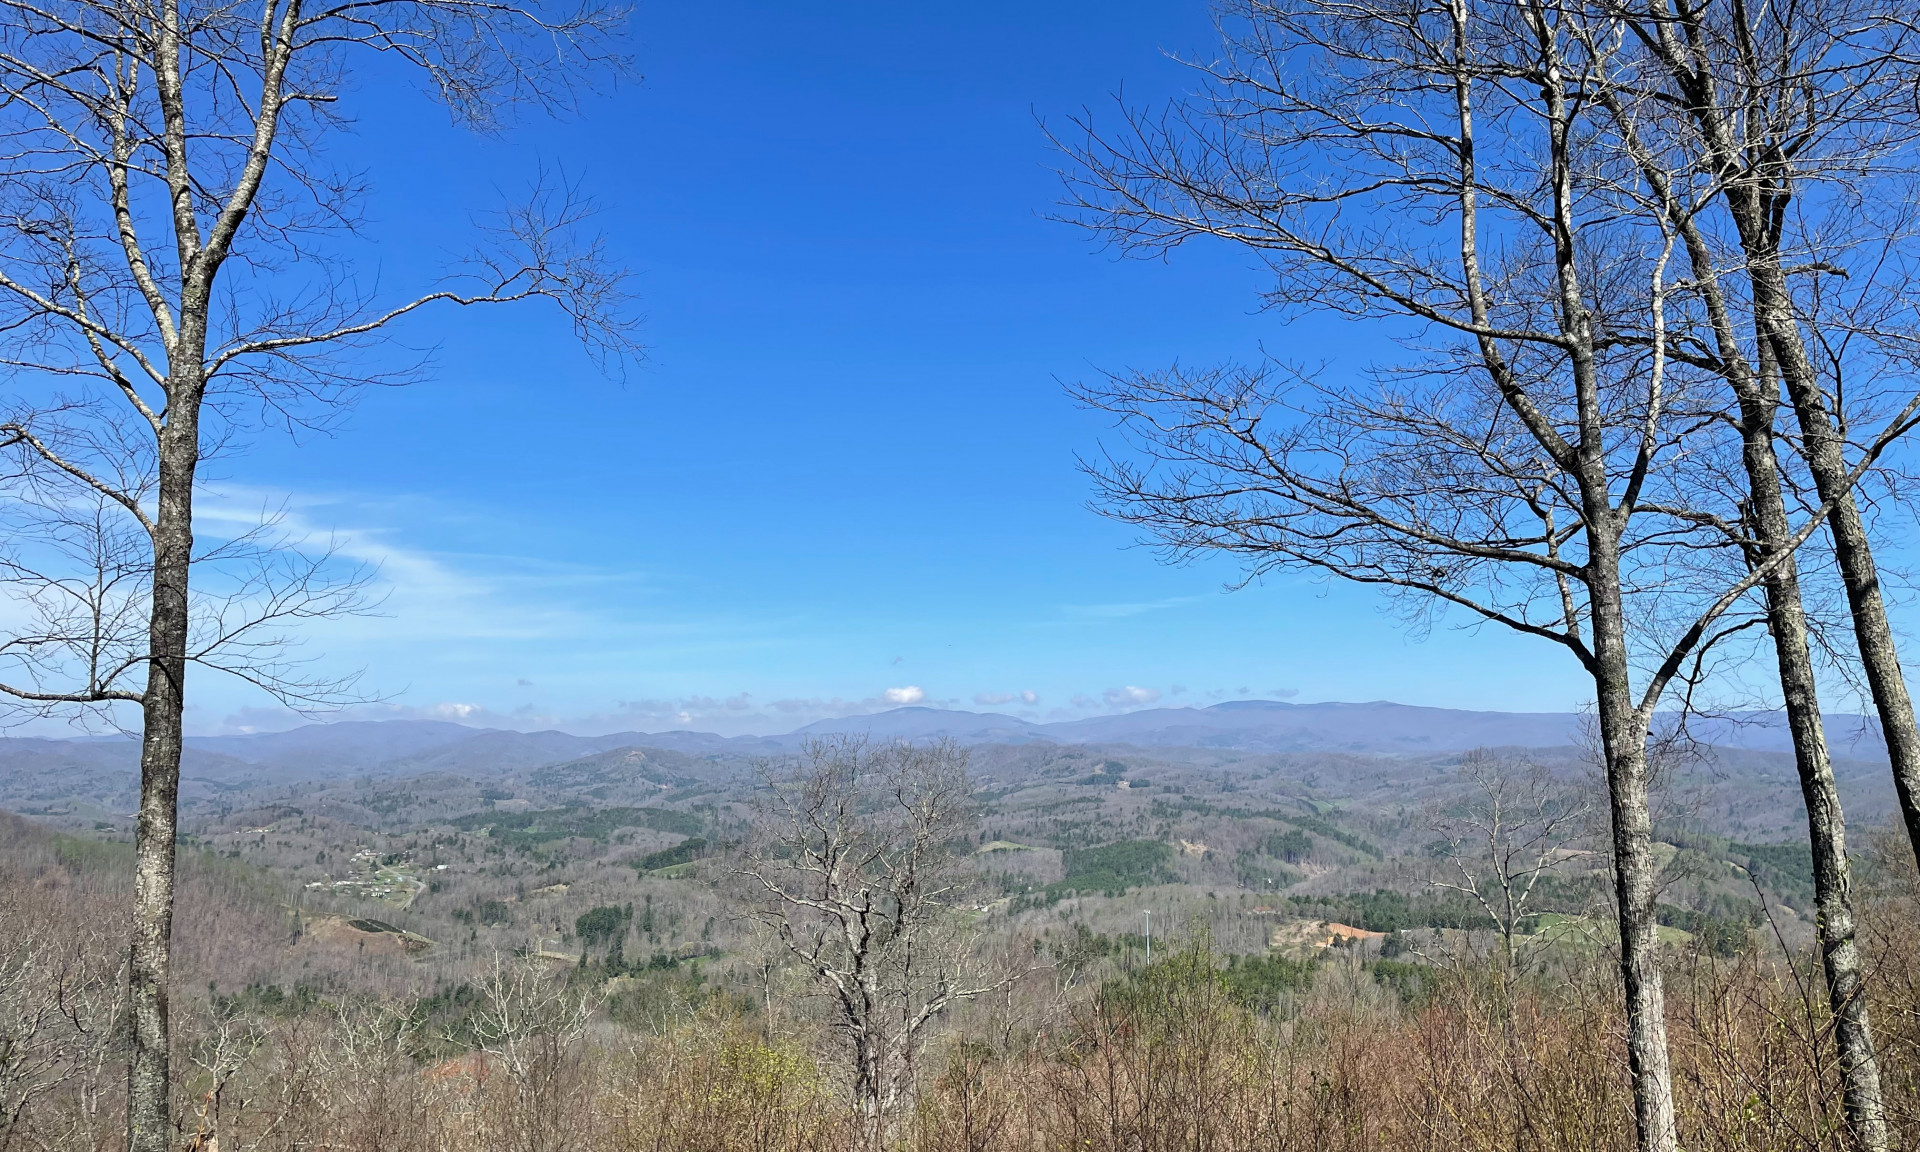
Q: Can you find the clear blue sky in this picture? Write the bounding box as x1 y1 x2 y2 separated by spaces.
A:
193 0 1600 736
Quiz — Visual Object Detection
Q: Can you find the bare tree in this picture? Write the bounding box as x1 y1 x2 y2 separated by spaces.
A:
1430 749 1591 973
180 1007 268 1152
467 954 596 1083
466 954 597 1152
0 0 633 1146
1562 15 1910 1145
738 737 1017 1127
0 897 124 1152
1055 3 1917 1148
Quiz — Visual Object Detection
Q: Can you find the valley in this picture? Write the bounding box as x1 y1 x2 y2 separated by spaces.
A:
1 703 1875 1004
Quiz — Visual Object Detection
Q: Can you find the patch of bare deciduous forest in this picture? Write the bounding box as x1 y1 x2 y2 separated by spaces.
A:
10 793 1920 1152
6 733 1920 1152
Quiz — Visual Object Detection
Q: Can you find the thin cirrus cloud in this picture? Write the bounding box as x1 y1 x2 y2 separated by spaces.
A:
972 690 1040 706
190 485 623 646
191 483 790 669
171 488 1301 740
1063 595 1204 620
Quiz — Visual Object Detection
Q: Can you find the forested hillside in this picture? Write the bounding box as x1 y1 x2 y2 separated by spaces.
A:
6 724 1913 1149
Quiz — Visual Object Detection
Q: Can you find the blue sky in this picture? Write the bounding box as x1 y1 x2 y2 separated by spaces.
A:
190 0 1602 736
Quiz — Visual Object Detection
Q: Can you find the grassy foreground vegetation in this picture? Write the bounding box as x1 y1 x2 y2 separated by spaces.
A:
17 918 1920 1152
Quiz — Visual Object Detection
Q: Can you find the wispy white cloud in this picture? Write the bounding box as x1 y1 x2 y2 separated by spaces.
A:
177 484 807 723
162 486 1300 739
973 689 1040 707
1063 595 1202 620
194 485 630 647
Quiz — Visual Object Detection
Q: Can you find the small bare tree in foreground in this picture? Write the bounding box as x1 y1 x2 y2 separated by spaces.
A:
739 737 1017 1126
467 954 598 1152
1430 749 1591 973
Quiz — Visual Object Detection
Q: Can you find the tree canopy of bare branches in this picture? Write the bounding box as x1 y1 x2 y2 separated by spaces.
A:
0 894 123 1152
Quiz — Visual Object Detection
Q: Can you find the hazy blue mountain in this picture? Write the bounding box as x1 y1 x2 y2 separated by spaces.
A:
1039 699 1587 753
804 701 1893 758
0 700 1898 801
522 745 736 790
792 707 1046 743
775 700 1588 753
596 730 785 756
0 736 266 816
1673 712 1887 758
186 720 479 777
375 729 644 776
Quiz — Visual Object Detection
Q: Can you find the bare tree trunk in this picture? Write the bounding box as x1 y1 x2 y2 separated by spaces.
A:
1550 15 1678 1134
855 1029 882 1143
1771 606 1888 1152
1604 49 1893 1138
1753 265 1920 873
1736 380 1890 1152
1590 558 1678 1152
130 3 206 1134
1803 452 1920 870
127 407 199 1152
1773 409 1916 1145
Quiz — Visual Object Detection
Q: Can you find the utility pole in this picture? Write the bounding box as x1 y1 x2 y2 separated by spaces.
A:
1144 909 1152 964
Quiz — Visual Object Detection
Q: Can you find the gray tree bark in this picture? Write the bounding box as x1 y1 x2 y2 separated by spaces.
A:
1538 24 1678 1143
1628 0 1920 884
1734 374 1888 1152
1754 267 1920 876
126 406 198 1152
1592 50 1894 1147
1588 543 1678 1152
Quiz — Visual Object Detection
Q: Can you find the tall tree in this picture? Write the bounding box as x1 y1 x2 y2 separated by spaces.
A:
1578 29 1910 1141
1604 0 1920 878
0 0 632 1146
1057 2 1916 1147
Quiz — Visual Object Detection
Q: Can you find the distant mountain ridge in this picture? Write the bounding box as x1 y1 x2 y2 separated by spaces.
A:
0 700 1890 793
789 700 1890 758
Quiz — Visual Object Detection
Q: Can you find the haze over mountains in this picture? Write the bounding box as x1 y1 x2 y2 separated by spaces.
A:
0 699 1893 790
